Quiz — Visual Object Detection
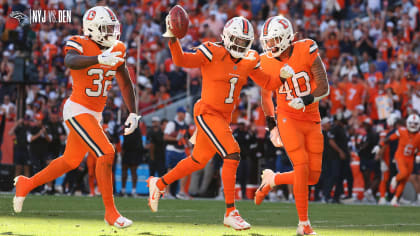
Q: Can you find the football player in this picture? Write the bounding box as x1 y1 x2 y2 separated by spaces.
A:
378 114 420 206
375 113 400 205
13 6 140 228
255 16 329 235
147 16 284 230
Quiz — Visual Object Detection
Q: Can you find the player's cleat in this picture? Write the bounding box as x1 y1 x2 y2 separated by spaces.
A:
254 169 276 205
391 196 399 207
297 221 317 235
147 177 164 212
390 176 397 193
105 216 133 228
223 210 251 231
13 176 32 213
378 197 387 205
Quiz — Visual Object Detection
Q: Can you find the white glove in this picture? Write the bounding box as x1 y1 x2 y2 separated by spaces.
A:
280 64 295 79
97 46 124 66
124 113 141 135
380 160 388 172
416 155 420 164
371 145 380 155
162 14 175 37
288 97 305 110
270 127 283 147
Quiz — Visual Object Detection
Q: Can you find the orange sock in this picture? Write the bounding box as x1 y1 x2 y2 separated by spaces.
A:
88 174 96 195
222 159 239 216
157 156 203 191
274 171 294 185
395 178 409 198
96 153 119 223
293 165 309 222
31 156 75 193
379 171 389 198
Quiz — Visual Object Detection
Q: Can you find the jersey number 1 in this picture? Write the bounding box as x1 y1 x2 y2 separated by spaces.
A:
225 77 238 104
86 68 115 97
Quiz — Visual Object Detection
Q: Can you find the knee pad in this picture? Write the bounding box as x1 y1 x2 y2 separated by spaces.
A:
224 153 240 161
62 156 83 170
98 153 115 166
308 171 321 185
189 155 207 170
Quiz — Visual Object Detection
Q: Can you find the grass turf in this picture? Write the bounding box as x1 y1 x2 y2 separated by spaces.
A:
0 194 419 236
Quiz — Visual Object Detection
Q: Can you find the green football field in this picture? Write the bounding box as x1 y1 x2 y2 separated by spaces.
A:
0 194 419 236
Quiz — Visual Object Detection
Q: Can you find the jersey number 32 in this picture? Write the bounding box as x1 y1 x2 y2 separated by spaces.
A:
86 68 115 97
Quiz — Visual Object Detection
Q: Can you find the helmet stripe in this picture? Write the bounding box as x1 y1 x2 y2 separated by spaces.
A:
242 19 249 35
105 8 116 21
263 17 274 36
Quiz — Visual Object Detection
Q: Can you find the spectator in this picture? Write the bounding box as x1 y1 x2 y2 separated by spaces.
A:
9 115 30 177
121 122 143 197
163 107 190 199
27 113 52 193
44 107 66 194
233 118 255 200
1 95 15 117
358 118 380 202
168 66 187 96
147 116 166 177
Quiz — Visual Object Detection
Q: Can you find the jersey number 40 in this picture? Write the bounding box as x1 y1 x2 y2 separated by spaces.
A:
279 71 311 101
85 68 115 97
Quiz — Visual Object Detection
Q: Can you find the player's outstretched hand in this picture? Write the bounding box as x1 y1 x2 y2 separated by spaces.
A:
280 64 295 80
162 15 175 38
98 46 124 66
288 97 305 110
124 113 142 135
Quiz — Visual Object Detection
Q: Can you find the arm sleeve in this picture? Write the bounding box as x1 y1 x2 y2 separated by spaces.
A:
64 36 83 55
168 40 209 68
249 66 282 91
306 39 319 67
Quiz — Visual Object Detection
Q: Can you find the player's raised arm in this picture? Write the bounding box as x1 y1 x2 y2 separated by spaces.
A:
163 7 208 68
167 38 209 68
116 60 140 135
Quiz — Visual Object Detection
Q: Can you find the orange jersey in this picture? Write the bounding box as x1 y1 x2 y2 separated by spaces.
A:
64 36 126 112
260 39 320 121
168 40 281 115
345 82 365 111
388 127 420 158
329 86 344 115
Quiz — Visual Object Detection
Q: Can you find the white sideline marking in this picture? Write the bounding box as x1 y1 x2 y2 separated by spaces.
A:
317 223 420 228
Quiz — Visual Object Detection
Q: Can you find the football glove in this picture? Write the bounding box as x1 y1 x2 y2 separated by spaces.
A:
124 113 141 135
162 14 175 37
416 155 420 164
288 97 305 110
280 64 295 81
270 127 283 147
97 45 124 66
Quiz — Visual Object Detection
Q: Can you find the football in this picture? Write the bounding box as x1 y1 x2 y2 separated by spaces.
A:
167 5 189 39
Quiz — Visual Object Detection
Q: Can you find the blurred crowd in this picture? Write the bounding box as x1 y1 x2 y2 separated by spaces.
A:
0 0 419 204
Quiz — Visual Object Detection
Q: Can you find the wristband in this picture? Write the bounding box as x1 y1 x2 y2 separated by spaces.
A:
301 94 314 105
266 116 276 131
